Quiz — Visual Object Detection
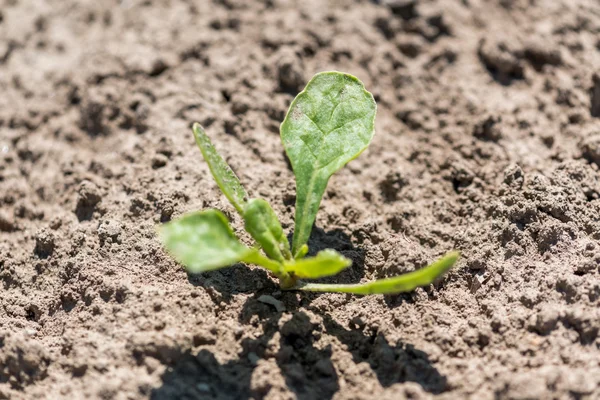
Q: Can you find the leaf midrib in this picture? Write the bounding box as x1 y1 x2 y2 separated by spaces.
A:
294 99 367 253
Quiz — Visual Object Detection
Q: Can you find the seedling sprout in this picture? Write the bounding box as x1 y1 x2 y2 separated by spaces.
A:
159 71 459 294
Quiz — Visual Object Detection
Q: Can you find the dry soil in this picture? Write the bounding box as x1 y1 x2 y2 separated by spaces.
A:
1 0 600 399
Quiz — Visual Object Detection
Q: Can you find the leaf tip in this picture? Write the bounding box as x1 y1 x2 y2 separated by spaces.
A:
192 122 203 132
444 250 461 265
294 244 309 259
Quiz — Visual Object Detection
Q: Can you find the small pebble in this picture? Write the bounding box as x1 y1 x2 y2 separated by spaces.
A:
257 295 285 312
196 383 210 393
34 228 56 258
247 352 260 366
151 153 168 169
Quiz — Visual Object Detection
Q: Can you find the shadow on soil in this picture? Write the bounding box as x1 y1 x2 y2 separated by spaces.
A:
152 227 446 399
151 306 446 399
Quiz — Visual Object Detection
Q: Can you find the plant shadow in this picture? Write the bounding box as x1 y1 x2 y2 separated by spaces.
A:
318 312 447 393
186 264 277 304
291 226 367 285
150 295 339 400
151 297 446 399
149 349 253 400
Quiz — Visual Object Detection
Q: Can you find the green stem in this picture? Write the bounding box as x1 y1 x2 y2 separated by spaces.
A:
288 251 459 295
292 176 327 257
243 251 296 288
243 251 282 274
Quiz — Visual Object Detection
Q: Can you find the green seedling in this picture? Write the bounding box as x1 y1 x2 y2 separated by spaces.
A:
159 71 459 293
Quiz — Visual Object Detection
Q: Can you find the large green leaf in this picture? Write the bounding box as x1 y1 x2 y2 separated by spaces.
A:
295 251 459 295
158 210 254 273
283 249 351 279
281 72 376 256
192 123 248 214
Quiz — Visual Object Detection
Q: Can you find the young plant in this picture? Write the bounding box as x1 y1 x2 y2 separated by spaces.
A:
159 71 459 294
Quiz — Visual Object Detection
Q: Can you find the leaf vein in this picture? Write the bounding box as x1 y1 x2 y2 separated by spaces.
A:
304 112 327 136
328 112 369 134
298 134 319 161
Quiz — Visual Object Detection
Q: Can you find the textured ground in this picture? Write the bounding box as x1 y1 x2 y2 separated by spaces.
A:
1 0 600 399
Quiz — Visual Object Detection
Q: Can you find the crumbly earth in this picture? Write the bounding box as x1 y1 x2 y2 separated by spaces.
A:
1 0 600 399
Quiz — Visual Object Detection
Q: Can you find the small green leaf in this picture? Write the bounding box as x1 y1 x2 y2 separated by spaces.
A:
294 244 309 260
243 198 292 262
281 72 376 256
192 123 248 214
158 210 254 273
295 251 459 295
284 249 351 279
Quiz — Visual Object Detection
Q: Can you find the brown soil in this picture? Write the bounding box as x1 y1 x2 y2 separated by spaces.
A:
1 0 600 399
